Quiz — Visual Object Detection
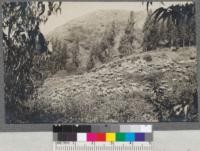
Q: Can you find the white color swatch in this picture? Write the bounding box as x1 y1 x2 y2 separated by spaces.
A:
77 133 87 141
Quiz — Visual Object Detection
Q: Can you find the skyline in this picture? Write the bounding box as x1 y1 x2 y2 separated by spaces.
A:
40 1 190 34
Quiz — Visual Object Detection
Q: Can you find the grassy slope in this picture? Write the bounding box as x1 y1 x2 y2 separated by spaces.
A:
27 47 196 123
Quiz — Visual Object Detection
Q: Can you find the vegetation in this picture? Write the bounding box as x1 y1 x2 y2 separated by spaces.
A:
142 11 160 51
143 54 152 62
87 21 117 70
44 39 69 74
119 11 136 56
142 5 198 120
97 21 117 63
3 1 197 123
143 3 195 51
145 70 197 122
3 2 62 123
26 88 156 123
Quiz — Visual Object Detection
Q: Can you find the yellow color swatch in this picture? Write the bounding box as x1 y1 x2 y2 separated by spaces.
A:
106 133 116 142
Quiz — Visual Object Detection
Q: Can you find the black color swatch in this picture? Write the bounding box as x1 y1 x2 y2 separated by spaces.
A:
53 125 62 132
66 132 77 141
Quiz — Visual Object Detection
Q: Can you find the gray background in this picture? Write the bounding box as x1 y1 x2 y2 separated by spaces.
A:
0 0 199 131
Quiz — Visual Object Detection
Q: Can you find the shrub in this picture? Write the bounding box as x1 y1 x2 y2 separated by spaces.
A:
143 54 152 62
145 71 197 122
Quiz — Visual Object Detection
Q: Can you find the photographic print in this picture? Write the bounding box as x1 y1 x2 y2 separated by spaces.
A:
3 1 198 123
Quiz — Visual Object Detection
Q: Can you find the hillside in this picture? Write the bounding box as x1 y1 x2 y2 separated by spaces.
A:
28 47 197 123
47 9 147 39
45 10 146 72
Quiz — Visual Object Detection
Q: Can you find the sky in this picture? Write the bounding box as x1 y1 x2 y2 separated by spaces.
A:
40 1 191 35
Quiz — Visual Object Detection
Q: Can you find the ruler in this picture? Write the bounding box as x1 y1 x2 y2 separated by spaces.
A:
53 142 153 151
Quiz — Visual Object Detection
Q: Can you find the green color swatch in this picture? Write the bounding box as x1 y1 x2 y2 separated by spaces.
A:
116 133 125 141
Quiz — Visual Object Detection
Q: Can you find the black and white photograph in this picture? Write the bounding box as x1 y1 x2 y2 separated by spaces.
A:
3 1 198 123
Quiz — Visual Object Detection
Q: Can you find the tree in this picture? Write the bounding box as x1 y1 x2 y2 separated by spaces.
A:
152 3 195 47
187 15 196 46
67 29 81 69
143 2 195 50
119 11 136 56
99 21 117 62
90 21 117 64
86 22 117 70
45 39 69 74
142 11 160 51
3 2 62 122
143 0 164 12
71 38 80 68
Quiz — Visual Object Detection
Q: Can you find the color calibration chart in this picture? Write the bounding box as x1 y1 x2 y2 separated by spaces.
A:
53 125 153 151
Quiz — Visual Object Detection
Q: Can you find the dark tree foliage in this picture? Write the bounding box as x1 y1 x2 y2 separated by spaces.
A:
142 11 160 51
3 2 61 123
142 0 164 12
143 3 195 51
119 11 136 56
153 3 195 26
43 38 69 75
87 21 117 70
68 32 81 69
99 21 117 62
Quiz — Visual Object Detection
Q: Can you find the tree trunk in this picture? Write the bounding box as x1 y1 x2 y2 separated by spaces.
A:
188 38 191 47
170 38 173 48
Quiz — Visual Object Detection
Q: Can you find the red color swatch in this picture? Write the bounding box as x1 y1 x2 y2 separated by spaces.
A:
96 133 106 141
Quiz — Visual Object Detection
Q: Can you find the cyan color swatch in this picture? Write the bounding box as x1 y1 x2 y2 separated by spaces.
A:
125 133 135 141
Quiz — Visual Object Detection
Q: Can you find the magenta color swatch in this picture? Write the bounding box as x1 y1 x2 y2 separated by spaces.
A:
87 133 97 141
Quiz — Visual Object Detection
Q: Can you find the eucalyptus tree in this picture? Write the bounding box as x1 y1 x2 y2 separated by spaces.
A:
3 2 62 122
